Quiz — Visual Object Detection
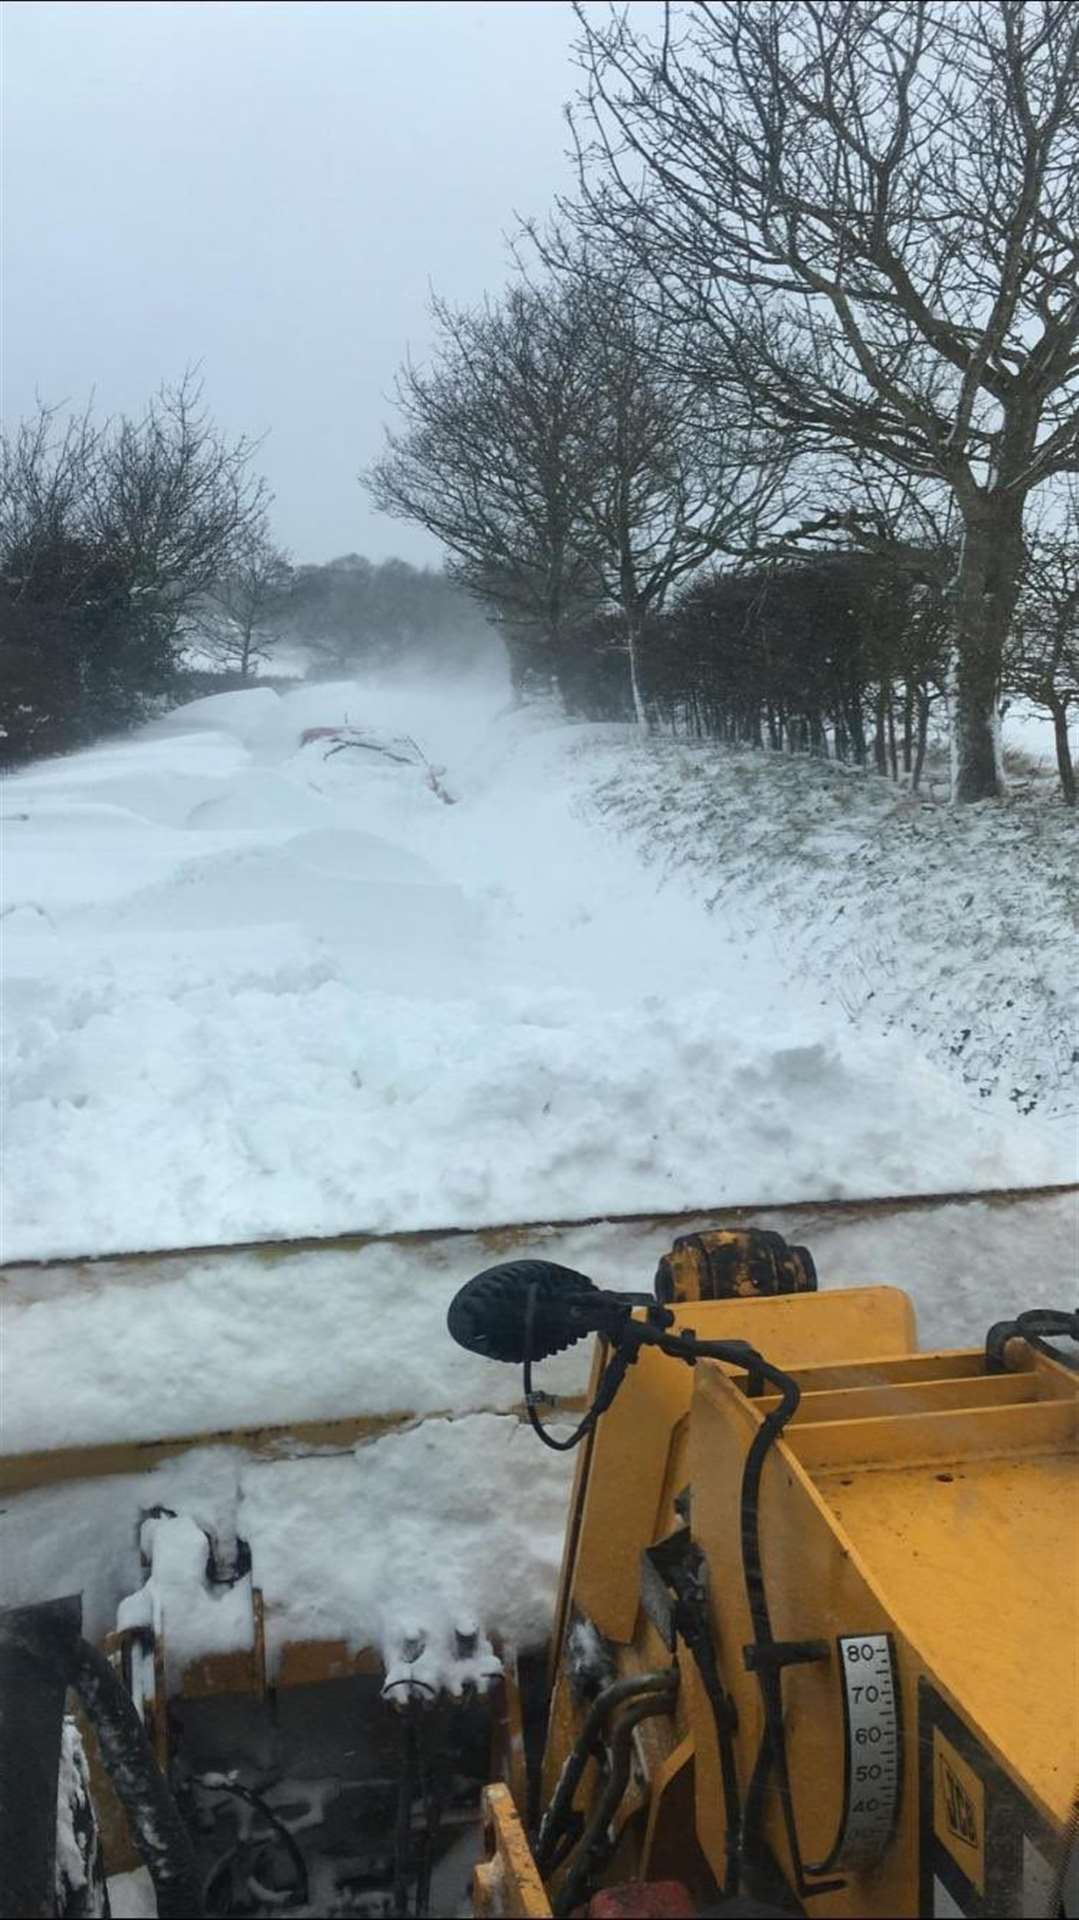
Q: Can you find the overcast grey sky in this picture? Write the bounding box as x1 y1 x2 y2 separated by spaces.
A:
1 0 597 565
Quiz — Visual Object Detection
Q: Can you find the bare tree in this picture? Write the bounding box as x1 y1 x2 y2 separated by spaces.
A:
547 247 793 726
365 285 606 695
1 377 269 760
572 0 1079 799
84 372 270 615
194 525 291 678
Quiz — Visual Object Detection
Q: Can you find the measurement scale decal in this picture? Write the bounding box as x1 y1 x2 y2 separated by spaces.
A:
833 1633 902 1868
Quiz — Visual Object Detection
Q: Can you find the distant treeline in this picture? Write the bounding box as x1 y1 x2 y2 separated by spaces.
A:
276 554 489 677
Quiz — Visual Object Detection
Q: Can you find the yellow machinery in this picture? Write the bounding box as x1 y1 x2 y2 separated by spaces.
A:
2 1224 1076 1919
452 1232 1079 1920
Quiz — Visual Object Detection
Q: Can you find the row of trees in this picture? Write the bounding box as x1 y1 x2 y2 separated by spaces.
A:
0 377 271 763
367 0 1079 802
558 502 1079 799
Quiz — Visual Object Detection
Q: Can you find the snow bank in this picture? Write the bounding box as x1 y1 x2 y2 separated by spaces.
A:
107 1869 157 1919
3 1195 1073 1457
2 975 1067 1262
149 685 281 740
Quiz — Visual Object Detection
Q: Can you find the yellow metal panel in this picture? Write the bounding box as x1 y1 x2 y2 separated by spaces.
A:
568 1287 917 1643
789 1395 1077 1473
763 1369 1039 1425
689 1363 922 1916
818 1452 1079 1828
688 1354 1079 1916
777 1349 987 1389
473 1782 553 1919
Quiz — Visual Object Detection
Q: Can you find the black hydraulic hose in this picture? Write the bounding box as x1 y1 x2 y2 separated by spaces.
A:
508 1285 830 1900
534 1670 677 1874
736 1373 802 1878
650 1329 829 1894
551 1690 678 1919
736 1367 802 1668
69 1637 205 1919
197 1776 309 1913
675 1593 743 1896
986 1307 1079 1372
524 1284 638 1452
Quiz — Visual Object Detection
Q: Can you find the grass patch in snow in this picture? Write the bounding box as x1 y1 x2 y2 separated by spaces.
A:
587 739 1078 1122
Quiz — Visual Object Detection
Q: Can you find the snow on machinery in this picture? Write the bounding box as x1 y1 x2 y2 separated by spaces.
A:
1 1223 1077 1918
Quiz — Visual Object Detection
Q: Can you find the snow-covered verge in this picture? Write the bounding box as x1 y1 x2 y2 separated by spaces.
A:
1 673 1073 1263
587 732 1078 1122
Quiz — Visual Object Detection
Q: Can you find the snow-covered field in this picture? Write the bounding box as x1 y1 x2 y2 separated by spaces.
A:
1 665 1075 1734
2 668 1073 1263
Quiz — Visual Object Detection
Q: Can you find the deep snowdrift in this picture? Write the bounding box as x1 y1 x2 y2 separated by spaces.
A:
2 672 1072 1262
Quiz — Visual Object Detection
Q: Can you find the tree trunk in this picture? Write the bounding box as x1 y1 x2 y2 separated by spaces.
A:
845 695 867 766
902 684 914 774
625 613 650 732
912 688 931 792
1048 696 1076 807
886 694 898 782
951 497 1026 802
873 683 888 774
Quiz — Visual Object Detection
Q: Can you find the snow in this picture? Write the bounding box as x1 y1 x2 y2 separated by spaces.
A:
2 671 1073 1263
149 684 282 740
1002 697 1079 768
107 1868 157 1919
2 1195 1074 1674
0 1417 575 1682
240 1413 574 1674
55 1720 90 1900
116 1513 257 1691
1 667 1075 1700
4 1196 1076 1458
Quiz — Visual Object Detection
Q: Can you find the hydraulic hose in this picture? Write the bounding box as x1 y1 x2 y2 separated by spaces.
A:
0 1598 79 1920
551 1689 678 1918
70 1637 204 1918
534 1670 677 1874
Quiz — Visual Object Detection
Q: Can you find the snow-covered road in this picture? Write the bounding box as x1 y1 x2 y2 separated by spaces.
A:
2 668 1072 1262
